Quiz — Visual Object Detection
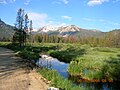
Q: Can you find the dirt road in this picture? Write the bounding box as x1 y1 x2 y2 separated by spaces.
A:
0 47 48 90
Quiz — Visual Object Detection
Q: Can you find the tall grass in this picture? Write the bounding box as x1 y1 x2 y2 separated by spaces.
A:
68 47 120 81
38 68 90 90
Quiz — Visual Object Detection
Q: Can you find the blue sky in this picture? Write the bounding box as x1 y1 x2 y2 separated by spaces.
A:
0 0 120 32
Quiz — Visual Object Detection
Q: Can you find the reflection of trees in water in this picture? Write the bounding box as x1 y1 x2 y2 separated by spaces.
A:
37 58 52 69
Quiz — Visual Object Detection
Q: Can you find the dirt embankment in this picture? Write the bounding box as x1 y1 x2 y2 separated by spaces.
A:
0 47 49 90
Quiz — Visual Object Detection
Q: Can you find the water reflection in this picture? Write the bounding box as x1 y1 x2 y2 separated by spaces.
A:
36 56 69 78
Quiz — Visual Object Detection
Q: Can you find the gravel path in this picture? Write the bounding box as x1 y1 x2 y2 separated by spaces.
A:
0 47 48 90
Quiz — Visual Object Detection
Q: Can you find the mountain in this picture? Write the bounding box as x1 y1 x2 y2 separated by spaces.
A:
37 25 59 33
37 25 60 35
0 19 15 41
108 29 120 34
37 25 104 37
106 29 120 38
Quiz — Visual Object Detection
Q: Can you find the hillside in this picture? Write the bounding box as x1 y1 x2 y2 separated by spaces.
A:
0 19 14 41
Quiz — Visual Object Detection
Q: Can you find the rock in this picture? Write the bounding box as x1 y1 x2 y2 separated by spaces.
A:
46 81 51 84
41 55 48 58
47 87 59 90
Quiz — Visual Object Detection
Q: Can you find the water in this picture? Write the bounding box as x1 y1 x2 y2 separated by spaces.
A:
36 55 69 78
36 55 119 90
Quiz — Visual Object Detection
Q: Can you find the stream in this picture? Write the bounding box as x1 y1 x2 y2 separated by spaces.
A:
36 55 119 90
36 55 69 78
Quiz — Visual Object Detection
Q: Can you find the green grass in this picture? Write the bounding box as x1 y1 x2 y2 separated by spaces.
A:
1 42 120 83
0 42 39 61
38 68 90 90
0 42 11 47
0 42 91 89
31 43 120 81
68 47 120 81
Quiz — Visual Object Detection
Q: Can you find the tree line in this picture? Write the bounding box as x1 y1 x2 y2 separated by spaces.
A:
33 30 120 48
33 34 78 43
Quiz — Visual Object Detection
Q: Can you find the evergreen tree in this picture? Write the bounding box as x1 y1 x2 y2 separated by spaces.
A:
29 20 33 44
13 8 32 47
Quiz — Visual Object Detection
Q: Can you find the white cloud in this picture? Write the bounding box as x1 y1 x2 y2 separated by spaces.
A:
82 17 120 26
82 18 96 21
24 0 30 5
99 19 120 26
59 23 67 26
28 12 48 28
62 16 72 21
0 0 16 4
0 0 32 5
61 0 69 4
52 1 61 4
87 0 109 6
27 12 69 28
113 0 120 3
0 0 6 4
52 0 69 5
48 21 67 27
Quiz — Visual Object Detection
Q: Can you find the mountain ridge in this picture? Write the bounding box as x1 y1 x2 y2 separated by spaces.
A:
0 19 15 41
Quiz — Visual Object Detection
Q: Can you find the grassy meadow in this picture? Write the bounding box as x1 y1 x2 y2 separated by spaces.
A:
38 68 89 90
0 42 120 88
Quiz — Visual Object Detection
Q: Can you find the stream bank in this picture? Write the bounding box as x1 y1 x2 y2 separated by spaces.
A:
37 55 120 90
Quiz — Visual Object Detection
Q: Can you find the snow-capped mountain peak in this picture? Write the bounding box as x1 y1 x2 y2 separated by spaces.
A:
35 25 102 38
58 25 81 33
38 25 59 33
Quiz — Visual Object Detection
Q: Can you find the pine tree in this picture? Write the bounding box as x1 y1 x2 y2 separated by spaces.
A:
13 8 24 47
13 8 32 47
29 20 33 44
